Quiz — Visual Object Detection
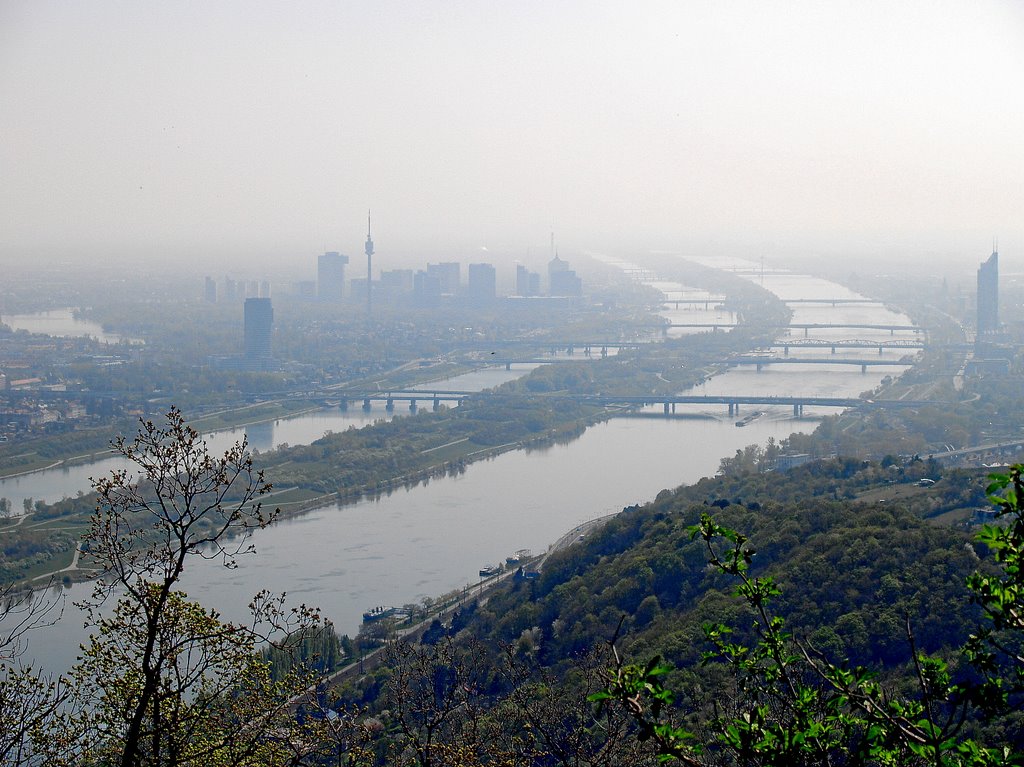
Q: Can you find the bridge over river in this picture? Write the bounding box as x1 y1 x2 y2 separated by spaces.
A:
579 394 943 417
724 356 914 372
654 322 922 335
326 389 942 417
662 297 884 308
766 338 925 353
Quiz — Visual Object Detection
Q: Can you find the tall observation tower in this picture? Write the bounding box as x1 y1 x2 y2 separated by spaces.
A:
365 211 375 317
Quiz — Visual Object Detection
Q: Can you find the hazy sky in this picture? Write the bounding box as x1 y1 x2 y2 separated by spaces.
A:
2 1 1022 272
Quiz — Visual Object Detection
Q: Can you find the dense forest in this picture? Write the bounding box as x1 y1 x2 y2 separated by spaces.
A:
322 458 1024 764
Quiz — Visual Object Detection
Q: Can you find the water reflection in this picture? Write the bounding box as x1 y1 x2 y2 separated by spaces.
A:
2 308 143 344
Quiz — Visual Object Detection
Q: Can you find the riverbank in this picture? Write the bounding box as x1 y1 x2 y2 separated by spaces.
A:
0 262 788 590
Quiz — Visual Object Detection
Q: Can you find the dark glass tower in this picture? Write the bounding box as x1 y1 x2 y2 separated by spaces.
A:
244 297 273 359
977 249 999 337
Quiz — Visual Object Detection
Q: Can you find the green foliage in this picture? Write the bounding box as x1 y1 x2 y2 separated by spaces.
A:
593 465 1024 765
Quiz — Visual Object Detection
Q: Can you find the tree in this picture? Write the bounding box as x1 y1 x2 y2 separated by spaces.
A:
382 636 493 767
69 407 328 767
594 464 1024 765
0 583 74 766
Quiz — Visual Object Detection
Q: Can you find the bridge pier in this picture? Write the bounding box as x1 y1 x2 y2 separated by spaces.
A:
339 400 348 411
861 364 867 373
804 327 809 337
584 345 591 356
409 399 417 412
728 402 737 416
783 345 789 356
386 397 394 411
756 363 764 372
793 403 803 416
664 403 670 415
433 397 440 412
601 346 608 357
878 346 883 355
831 345 836 354
506 362 512 371
362 398 371 412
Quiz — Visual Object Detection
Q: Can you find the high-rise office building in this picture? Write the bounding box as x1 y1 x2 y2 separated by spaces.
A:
977 249 999 336
467 263 497 300
548 255 582 296
243 297 273 359
516 264 540 297
318 251 349 302
380 269 415 302
413 270 442 306
427 262 460 295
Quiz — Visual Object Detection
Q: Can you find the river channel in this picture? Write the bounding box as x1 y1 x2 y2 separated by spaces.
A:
12 256 914 674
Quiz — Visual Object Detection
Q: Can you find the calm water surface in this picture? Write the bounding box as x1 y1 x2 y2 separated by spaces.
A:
2 309 143 345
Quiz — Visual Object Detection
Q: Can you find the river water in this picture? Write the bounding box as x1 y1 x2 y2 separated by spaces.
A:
12 257 914 673
1 308 143 345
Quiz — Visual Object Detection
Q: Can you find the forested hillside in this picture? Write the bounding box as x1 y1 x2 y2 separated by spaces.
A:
329 459 1024 764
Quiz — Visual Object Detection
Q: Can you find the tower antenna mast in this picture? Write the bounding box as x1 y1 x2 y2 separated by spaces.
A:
365 210 374 318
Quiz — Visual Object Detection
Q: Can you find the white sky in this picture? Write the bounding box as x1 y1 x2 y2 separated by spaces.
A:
1 0 1023 272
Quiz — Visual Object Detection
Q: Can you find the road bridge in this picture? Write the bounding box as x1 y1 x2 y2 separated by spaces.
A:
662 298 727 308
662 297 884 309
332 389 474 412
463 340 646 355
766 338 925 354
781 298 883 305
483 358 609 369
579 393 943 417
725 356 914 372
652 322 922 336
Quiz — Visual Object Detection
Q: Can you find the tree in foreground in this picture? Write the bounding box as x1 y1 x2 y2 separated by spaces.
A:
0 583 73 766
62 407 333 767
594 465 1024 765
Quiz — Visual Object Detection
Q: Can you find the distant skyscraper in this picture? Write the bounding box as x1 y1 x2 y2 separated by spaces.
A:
467 263 497 301
413 270 442 306
427 262 461 295
516 264 540 296
977 248 999 336
243 297 273 359
548 254 582 296
204 276 217 303
318 251 349 302
380 268 415 301
516 265 530 296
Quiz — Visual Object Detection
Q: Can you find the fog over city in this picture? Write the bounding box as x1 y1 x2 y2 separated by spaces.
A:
2 0 1023 273
11 4 1024 763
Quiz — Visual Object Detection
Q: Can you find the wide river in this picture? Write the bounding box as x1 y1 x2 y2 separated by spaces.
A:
11 257 915 673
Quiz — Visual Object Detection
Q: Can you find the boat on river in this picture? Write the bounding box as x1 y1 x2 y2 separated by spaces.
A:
505 549 531 565
735 411 766 427
361 605 400 623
